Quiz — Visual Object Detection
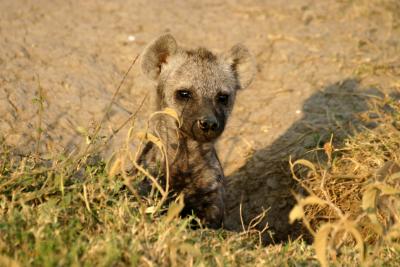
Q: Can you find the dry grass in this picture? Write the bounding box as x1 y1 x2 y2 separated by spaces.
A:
289 95 400 266
0 117 315 267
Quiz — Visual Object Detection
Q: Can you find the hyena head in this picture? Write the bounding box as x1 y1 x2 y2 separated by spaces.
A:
141 34 255 142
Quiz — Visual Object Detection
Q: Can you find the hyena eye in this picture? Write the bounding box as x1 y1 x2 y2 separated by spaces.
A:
176 90 192 101
217 94 229 105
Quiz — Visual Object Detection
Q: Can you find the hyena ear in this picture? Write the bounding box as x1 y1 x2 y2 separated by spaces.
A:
141 34 178 80
224 44 256 90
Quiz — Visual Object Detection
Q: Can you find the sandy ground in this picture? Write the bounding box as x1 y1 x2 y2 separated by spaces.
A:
1 0 399 241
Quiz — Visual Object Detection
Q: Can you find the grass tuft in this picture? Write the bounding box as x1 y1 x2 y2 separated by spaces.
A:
289 95 400 266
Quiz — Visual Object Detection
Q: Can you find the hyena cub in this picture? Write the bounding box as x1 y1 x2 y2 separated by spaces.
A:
138 34 255 228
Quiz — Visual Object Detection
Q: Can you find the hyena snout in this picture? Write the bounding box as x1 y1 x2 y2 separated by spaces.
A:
198 116 219 132
191 114 224 142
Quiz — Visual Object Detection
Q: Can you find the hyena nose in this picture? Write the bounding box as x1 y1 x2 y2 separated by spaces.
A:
198 117 219 132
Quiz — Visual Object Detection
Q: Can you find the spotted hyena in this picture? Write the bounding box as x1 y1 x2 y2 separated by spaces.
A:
138 34 255 228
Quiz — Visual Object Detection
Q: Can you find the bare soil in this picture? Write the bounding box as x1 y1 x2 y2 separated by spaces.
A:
1 0 399 241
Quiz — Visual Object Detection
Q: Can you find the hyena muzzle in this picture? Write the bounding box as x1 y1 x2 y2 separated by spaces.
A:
138 34 255 228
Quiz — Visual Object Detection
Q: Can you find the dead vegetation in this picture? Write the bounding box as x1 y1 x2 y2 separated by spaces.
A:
289 94 400 266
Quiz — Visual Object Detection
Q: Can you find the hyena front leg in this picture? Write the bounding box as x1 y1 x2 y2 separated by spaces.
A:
181 173 225 228
199 185 225 229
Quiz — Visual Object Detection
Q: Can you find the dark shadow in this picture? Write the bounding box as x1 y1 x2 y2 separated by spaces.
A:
223 78 384 243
